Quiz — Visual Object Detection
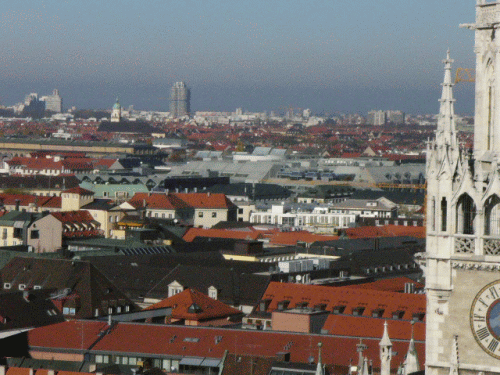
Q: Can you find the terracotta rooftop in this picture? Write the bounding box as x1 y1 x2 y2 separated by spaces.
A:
51 210 95 224
128 193 190 210
259 282 426 322
62 187 94 195
144 288 241 321
269 231 339 246
341 277 424 293
27 320 425 372
172 193 236 209
343 225 425 239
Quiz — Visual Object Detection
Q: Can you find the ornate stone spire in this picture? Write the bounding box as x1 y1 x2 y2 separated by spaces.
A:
403 322 420 375
379 321 393 375
315 342 325 375
436 49 458 150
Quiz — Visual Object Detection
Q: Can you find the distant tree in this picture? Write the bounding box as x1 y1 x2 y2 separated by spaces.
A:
3 188 27 195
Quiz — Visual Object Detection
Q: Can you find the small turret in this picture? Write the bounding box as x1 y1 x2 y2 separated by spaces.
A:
403 322 420 375
379 321 393 375
315 342 325 375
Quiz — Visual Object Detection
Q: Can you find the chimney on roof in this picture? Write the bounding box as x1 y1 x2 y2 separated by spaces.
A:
15 199 20 211
108 314 112 326
404 282 416 294
275 352 290 362
207 192 210 197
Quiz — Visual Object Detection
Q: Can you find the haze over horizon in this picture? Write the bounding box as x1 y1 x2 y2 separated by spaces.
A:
1 0 477 115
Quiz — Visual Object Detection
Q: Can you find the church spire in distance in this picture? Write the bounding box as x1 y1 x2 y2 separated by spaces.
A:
436 49 458 150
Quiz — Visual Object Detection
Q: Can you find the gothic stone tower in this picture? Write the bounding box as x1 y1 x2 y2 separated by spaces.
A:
426 2 500 374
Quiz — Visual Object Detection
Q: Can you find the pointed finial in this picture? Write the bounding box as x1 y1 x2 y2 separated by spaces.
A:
380 320 392 347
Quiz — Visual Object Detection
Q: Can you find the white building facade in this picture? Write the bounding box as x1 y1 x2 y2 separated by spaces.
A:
249 204 356 234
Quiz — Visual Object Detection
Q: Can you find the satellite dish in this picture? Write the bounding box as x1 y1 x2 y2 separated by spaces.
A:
296 275 302 282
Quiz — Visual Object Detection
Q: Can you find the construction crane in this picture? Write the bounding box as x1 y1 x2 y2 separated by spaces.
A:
455 68 475 84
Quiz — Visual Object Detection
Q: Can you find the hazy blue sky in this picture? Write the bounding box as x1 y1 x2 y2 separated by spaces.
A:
0 0 477 114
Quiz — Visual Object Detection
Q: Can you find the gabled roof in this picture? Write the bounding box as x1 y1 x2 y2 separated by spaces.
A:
145 264 271 306
26 320 425 371
127 193 190 210
0 257 136 319
62 187 94 195
51 211 95 225
0 194 61 210
173 193 235 209
0 289 64 339
145 288 241 321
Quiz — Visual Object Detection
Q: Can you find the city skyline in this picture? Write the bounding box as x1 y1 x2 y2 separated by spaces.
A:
1 1 476 114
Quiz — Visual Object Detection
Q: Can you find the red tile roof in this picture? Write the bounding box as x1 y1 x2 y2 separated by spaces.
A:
27 320 424 372
127 193 189 210
62 187 94 195
7 157 64 171
268 231 338 246
341 277 424 293
144 288 241 321
6 368 31 375
259 282 425 322
51 210 95 224
0 194 61 209
343 225 425 239
322 314 424 341
173 193 235 209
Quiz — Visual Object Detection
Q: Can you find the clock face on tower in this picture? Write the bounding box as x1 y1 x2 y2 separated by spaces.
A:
470 279 500 358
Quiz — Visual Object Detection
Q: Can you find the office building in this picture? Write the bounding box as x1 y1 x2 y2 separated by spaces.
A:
169 81 190 118
41 89 63 113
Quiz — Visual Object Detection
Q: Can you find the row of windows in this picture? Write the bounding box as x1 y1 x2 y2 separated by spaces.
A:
271 302 424 321
198 212 217 218
95 355 179 371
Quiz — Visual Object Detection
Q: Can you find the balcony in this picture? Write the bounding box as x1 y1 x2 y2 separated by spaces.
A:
483 236 500 255
454 234 475 254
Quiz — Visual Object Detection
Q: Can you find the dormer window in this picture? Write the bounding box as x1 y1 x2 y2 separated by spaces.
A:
392 310 405 319
372 308 385 318
412 313 425 322
352 307 365 316
277 300 290 310
333 305 346 314
259 299 271 312
208 286 218 300
168 281 184 297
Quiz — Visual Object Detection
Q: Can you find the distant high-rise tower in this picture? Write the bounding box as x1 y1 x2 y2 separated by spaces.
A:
169 82 190 118
41 89 63 113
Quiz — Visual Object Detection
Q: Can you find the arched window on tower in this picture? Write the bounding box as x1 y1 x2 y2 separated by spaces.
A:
456 194 476 235
441 197 447 232
485 195 500 236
